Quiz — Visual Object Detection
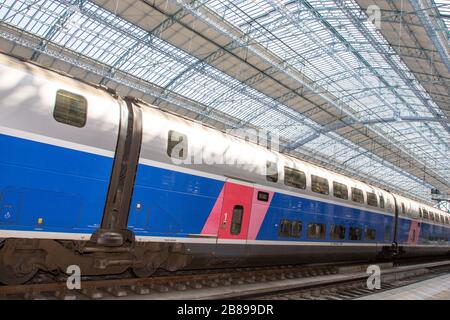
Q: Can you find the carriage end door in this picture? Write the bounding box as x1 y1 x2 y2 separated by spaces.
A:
217 179 254 242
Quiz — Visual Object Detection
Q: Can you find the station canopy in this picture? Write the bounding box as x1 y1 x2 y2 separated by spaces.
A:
0 0 449 203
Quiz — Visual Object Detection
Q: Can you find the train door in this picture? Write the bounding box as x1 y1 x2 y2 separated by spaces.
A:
216 179 254 261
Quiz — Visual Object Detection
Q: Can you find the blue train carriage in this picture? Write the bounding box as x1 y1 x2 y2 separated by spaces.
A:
0 51 450 284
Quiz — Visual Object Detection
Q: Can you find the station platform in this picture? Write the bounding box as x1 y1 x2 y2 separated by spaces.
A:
358 274 450 300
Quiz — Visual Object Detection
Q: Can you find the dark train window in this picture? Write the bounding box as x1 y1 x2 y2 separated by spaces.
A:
307 223 326 240
379 195 385 208
351 188 364 204
419 208 423 218
257 191 269 202
284 167 306 189
446 217 449 224
333 181 348 200
441 215 445 224
230 205 244 235
53 90 87 128
278 219 302 238
423 209 429 220
430 212 435 221
367 192 378 207
266 161 278 183
384 225 391 241
366 228 376 241
401 203 406 215
167 130 187 160
330 224 346 240
278 219 291 237
291 220 302 238
311 175 329 195
349 227 363 241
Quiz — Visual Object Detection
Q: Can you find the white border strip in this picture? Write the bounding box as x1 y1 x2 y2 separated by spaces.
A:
2 231 448 248
0 125 115 158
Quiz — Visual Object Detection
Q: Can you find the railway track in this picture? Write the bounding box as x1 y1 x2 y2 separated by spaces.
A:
1 259 450 300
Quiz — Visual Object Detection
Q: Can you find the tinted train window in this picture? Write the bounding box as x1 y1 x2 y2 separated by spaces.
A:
384 225 391 241
330 224 346 240
366 228 376 241
419 208 423 218
351 188 364 204
311 175 329 195
401 203 406 215
167 130 187 160
53 90 87 128
266 161 278 183
333 181 348 200
379 195 385 208
284 167 306 189
349 227 363 240
367 192 378 207
278 219 291 237
257 191 269 202
430 213 435 221
291 220 302 238
230 205 244 235
278 219 302 238
446 217 449 224
307 223 326 240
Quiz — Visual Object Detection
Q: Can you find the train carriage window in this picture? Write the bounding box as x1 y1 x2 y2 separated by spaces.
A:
311 175 329 195
401 203 406 215
230 205 244 235
379 195 385 209
266 161 278 183
441 215 445 224
291 220 302 238
430 212 435 221
384 225 391 242
351 188 364 204
367 192 378 207
278 219 291 237
167 130 188 160
423 209 429 220
349 227 363 241
419 208 423 218
53 90 87 128
257 191 269 202
330 224 346 240
333 181 348 200
366 228 377 241
284 167 306 189
307 223 326 240
446 217 449 224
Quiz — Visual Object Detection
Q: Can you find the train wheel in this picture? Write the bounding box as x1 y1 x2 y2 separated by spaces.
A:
0 255 38 285
132 266 157 278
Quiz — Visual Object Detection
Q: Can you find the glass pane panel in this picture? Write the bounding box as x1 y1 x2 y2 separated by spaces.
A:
53 90 87 127
333 181 348 200
311 175 329 195
230 205 244 235
284 167 306 189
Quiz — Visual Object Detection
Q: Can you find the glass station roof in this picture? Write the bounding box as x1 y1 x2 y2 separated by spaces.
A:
0 0 449 203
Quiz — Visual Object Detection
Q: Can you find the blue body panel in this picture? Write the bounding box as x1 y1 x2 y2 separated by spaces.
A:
257 192 394 243
0 133 112 233
1 133 449 248
128 163 224 236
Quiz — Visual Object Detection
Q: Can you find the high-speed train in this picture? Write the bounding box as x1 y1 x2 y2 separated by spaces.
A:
0 52 449 284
